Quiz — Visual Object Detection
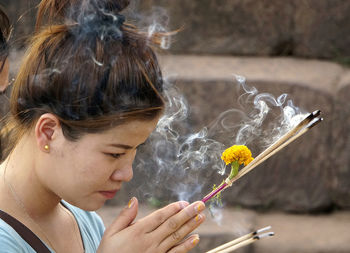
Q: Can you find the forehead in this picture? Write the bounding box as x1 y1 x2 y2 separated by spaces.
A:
108 119 158 137
81 118 159 146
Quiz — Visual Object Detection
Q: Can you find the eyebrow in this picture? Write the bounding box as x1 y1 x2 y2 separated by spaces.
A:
108 143 133 149
107 142 146 150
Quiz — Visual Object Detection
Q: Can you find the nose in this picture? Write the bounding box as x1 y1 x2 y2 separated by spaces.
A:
110 153 135 182
110 163 134 182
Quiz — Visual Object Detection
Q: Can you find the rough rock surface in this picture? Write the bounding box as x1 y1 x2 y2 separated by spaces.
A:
293 0 350 59
1 0 38 46
3 0 350 59
332 70 350 208
136 0 350 59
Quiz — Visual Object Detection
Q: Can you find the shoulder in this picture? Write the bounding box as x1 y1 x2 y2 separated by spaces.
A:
61 201 105 249
0 219 33 253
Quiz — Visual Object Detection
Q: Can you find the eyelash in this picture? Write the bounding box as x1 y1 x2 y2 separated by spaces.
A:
106 143 145 160
108 153 124 159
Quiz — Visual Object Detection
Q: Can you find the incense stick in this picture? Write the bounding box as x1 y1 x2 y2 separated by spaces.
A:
201 111 322 202
216 232 274 253
232 111 320 179
207 230 274 253
227 117 323 185
202 182 227 203
216 237 256 253
206 226 271 253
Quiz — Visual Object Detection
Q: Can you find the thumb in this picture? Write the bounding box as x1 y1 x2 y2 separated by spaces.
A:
105 197 138 235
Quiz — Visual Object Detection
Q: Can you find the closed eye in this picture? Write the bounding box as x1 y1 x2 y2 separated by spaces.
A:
105 142 145 160
107 153 125 159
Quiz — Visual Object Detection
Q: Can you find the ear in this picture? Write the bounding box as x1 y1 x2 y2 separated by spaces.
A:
34 113 62 152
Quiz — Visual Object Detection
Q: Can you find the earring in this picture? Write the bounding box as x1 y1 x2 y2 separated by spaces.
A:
44 144 50 151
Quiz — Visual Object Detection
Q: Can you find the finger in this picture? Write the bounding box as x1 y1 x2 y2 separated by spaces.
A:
153 201 205 241
138 201 189 233
159 212 205 251
167 234 200 253
104 197 139 236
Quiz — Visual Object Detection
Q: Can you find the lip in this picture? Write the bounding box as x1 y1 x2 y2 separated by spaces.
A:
99 189 119 199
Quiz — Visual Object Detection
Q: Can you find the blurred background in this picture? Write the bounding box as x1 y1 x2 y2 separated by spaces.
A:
2 0 350 252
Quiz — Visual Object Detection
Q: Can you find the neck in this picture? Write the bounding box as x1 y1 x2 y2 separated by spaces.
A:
0 135 61 219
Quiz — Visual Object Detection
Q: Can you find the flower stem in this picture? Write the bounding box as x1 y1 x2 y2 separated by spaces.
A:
229 161 239 180
201 161 240 203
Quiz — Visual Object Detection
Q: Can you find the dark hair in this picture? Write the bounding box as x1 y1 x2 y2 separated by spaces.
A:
7 0 165 150
0 6 11 72
36 0 130 29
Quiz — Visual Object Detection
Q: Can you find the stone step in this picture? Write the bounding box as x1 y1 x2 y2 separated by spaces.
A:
254 211 350 253
97 205 350 253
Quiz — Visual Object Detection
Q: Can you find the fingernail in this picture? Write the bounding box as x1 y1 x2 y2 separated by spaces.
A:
128 197 135 208
179 201 189 209
195 202 205 213
191 236 200 246
195 214 202 222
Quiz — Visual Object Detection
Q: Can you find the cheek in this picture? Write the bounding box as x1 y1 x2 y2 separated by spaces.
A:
52 143 113 189
71 154 112 184
51 160 108 197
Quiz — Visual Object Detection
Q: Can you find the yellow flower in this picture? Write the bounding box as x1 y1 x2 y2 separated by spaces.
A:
221 145 254 166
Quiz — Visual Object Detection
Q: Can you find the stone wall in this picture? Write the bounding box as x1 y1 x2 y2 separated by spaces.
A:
3 0 350 60
332 71 350 208
1 0 38 47
137 0 350 60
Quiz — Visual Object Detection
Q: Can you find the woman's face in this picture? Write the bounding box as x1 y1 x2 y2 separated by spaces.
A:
41 117 160 211
0 59 9 92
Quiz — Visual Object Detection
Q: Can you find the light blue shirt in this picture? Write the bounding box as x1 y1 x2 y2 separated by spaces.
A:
0 200 105 253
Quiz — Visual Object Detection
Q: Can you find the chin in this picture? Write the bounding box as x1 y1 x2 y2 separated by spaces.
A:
81 200 106 211
64 197 106 211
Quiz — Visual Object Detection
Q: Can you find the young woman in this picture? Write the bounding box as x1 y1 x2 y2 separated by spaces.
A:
0 0 206 252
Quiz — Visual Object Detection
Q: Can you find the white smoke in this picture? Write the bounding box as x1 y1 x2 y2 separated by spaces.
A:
135 74 308 205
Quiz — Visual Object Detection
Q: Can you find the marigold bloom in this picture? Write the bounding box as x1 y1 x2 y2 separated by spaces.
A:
221 145 254 166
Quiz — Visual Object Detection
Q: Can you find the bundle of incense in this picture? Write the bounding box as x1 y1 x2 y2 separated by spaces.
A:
206 226 274 253
202 110 322 203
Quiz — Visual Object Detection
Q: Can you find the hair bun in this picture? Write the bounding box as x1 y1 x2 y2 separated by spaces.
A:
36 0 130 29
